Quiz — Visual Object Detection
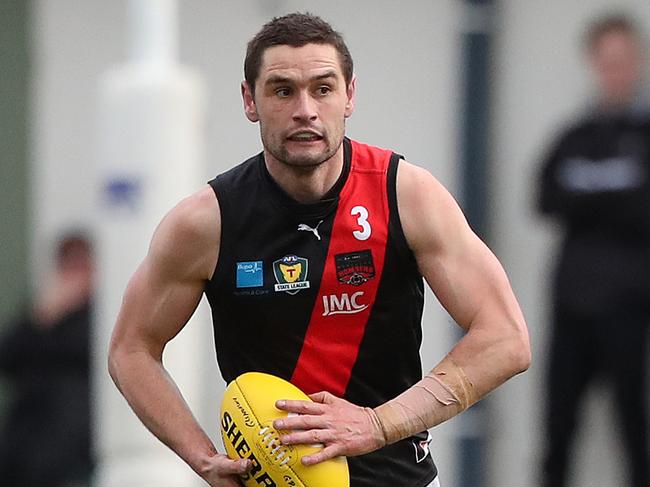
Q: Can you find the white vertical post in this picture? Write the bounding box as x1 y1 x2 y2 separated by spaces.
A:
94 1 208 485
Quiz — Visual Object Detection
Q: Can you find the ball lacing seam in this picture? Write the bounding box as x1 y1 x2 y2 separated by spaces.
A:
259 427 291 466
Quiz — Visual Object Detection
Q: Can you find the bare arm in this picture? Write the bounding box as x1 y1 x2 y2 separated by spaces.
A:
108 186 249 485
398 161 530 393
364 161 531 446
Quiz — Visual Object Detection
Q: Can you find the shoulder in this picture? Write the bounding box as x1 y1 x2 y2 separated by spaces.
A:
395 160 470 254
148 185 220 281
550 113 599 146
537 111 592 156
347 139 394 170
210 153 262 191
160 185 219 242
396 161 462 220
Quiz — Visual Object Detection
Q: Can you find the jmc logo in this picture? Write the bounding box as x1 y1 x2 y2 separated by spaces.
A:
321 292 368 316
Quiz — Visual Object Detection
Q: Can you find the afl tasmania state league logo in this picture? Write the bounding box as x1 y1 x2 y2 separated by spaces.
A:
273 255 310 295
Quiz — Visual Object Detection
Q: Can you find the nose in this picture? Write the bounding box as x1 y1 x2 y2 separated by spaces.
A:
292 91 318 122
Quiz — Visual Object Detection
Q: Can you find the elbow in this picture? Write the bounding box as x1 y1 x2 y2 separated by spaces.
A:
512 342 532 376
508 320 532 374
107 331 161 391
107 336 125 389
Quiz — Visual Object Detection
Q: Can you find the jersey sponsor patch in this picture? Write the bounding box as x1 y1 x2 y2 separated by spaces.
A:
236 261 264 288
335 250 375 286
273 255 310 294
322 291 368 316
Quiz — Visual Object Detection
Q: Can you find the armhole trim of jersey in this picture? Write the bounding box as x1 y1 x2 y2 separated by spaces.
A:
387 154 419 270
205 177 224 286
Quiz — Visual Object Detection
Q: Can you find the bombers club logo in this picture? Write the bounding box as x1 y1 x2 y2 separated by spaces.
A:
273 255 310 294
335 249 375 286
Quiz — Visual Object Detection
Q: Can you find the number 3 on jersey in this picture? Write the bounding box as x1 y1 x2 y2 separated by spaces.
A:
351 205 371 241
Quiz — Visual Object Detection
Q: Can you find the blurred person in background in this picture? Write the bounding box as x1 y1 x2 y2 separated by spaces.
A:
537 14 649 487
0 231 94 486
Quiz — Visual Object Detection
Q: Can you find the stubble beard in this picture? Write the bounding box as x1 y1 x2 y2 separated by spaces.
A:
261 123 345 170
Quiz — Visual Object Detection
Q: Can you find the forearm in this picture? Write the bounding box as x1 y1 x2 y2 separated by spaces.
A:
385 160 531 445
374 315 530 444
108 347 218 478
449 315 531 399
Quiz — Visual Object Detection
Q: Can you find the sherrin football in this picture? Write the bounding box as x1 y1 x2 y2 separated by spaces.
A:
220 372 350 487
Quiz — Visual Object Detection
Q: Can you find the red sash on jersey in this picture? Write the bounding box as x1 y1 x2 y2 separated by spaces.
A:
291 140 392 396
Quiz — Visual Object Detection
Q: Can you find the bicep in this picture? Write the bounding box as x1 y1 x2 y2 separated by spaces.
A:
398 163 522 331
111 256 205 359
420 223 518 331
110 187 220 359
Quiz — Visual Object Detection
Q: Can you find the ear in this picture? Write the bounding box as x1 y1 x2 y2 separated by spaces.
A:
344 75 357 118
241 81 259 122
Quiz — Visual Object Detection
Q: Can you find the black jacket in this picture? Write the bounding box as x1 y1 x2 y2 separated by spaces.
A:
0 302 93 486
538 105 650 316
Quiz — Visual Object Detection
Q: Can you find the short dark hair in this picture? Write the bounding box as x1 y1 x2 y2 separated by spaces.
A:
585 13 639 52
244 12 353 95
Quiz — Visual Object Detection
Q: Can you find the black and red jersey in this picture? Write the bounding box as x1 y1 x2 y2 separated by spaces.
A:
205 138 437 486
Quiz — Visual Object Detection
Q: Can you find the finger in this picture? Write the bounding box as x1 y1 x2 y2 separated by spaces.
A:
273 413 328 431
275 399 324 415
308 391 336 404
301 444 343 466
280 428 334 445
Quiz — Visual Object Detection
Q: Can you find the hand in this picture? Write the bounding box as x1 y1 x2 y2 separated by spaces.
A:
33 268 92 327
200 453 250 487
273 391 386 466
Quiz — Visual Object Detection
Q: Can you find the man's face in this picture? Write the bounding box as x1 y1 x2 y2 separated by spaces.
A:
590 30 642 106
242 43 355 168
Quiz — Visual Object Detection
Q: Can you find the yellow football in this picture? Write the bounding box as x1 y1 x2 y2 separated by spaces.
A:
220 372 350 487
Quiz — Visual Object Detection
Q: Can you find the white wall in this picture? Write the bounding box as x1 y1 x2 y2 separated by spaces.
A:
30 0 126 281
492 2 650 487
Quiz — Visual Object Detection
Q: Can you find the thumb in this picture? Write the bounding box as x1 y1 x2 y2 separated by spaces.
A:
216 456 252 475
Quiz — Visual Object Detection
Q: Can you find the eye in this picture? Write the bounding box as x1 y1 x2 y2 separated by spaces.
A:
275 87 292 98
316 85 331 96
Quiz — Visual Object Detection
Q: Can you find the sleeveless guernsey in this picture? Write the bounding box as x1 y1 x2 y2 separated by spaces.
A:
206 138 437 486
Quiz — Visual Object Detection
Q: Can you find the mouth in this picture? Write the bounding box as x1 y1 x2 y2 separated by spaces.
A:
286 131 324 143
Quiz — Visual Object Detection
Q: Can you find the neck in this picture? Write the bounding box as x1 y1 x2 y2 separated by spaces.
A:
264 145 345 203
598 88 637 113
